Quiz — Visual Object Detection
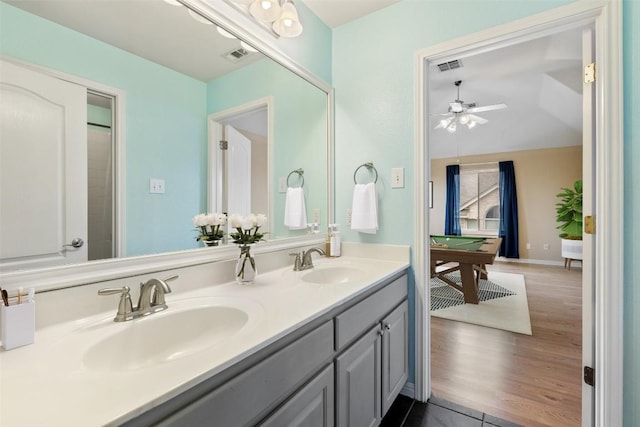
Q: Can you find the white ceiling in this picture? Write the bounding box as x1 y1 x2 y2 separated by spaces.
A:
7 0 584 159
301 0 401 28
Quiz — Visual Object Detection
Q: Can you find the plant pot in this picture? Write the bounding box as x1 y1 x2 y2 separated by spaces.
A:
561 238 583 261
235 244 257 285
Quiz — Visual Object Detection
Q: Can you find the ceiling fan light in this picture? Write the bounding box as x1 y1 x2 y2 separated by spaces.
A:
459 114 470 125
249 0 282 22
467 120 477 129
446 122 457 133
439 118 451 128
273 2 303 37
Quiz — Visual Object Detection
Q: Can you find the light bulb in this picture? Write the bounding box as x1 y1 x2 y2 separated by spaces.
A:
250 0 282 22
467 121 477 129
459 114 470 125
447 122 457 133
439 118 450 128
273 2 303 37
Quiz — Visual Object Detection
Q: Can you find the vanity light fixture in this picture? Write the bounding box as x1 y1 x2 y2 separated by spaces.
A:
248 0 303 38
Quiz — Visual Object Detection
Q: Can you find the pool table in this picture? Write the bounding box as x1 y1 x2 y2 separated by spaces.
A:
430 235 503 304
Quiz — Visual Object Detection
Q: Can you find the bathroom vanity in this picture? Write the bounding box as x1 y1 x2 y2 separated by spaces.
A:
0 243 410 426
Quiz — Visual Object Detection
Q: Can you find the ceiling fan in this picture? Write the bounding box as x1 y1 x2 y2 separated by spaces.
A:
433 80 507 133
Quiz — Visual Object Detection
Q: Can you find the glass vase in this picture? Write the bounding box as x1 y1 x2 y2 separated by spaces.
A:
235 244 257 285
202 239 220 247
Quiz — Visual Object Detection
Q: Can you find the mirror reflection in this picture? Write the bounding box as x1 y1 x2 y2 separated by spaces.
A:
0 0 329 272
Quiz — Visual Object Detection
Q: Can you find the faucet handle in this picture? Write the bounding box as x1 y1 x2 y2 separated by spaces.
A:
98 286 134 322
289 252 302 271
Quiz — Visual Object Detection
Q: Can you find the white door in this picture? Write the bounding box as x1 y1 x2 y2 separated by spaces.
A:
225 124 251 216
0 60 88 269
581 27 596 425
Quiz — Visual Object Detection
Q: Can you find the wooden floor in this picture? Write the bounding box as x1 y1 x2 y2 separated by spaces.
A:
430 261 583 427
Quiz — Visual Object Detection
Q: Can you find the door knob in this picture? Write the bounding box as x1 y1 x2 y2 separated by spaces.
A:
63 238 84 248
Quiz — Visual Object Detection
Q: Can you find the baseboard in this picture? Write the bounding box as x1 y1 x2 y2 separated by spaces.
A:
400 382 415 399
496 257 568 267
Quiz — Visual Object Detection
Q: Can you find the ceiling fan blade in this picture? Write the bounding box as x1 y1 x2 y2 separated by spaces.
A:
467 114 488 124
466 103 507 114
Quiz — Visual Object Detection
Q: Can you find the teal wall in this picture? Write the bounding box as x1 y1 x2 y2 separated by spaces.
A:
0 2 209 256
207 59 328 237
332 0 639 422
623 0 640 424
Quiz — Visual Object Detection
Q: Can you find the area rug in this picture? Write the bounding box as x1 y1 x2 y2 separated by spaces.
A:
430 271 532 335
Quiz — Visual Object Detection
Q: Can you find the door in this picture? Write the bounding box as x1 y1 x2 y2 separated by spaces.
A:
225 124 251 215
0 60 87 269
581 26 596 424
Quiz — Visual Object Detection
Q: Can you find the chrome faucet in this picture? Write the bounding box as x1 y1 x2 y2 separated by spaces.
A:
98 275 178 322
290 247 326 271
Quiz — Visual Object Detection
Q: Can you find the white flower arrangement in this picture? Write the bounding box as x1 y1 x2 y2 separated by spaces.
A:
229 213 268 245
193 212 227 243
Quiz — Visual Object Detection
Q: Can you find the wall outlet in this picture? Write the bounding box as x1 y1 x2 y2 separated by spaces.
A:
347 208 352 226
543 243 550 250
149 178 165 194
391 167 404 188
526 242 531 250
312 208 321 223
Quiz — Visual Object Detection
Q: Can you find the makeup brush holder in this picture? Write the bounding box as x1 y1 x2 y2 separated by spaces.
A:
1 301 35 350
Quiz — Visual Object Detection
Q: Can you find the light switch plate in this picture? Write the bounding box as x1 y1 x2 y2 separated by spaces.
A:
278 177 287 193
391 168 404 188
150 178 165 194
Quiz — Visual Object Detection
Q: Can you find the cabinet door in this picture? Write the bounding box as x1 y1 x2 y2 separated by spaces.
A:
260 364 334 427
381 301 409 415
336 325 382 427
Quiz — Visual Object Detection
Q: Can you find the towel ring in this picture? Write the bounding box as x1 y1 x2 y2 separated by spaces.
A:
353 162 378 184
287 168 304 188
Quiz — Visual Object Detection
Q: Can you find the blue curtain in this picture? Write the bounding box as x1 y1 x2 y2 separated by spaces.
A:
444 164 461 236
499 161 519 258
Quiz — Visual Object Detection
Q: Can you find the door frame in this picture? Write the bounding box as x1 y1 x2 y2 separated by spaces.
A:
0 55 126 258
413 2 623 426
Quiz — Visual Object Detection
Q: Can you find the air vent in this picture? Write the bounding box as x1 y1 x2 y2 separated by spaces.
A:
437 59 463 72
223 48 251 63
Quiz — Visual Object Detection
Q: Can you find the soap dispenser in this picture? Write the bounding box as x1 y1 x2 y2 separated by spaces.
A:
329 224 341 257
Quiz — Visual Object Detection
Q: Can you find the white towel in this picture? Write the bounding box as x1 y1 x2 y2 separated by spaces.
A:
284 187 308 230
351 183 378 234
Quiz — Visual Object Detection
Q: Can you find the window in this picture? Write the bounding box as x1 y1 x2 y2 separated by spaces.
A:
459 165 500 233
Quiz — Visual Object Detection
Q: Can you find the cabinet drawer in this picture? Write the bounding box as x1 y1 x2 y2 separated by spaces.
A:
158 321 334 427
335 274 407 351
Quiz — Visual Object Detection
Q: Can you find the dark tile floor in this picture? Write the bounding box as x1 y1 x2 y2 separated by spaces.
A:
380 394 523 427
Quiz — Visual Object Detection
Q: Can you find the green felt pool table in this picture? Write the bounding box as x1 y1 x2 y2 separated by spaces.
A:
430 235 503 304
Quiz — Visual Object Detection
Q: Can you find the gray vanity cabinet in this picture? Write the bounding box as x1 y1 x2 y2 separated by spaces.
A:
259 364 334 427
129 271 408 427
335 276 409 427
336 324 382 426
381 300 409 414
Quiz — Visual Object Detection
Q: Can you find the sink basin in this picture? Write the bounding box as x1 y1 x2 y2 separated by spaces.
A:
302 266 367 285
83 305 248 372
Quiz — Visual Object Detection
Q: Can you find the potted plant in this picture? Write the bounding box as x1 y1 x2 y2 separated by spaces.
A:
555 179 583 267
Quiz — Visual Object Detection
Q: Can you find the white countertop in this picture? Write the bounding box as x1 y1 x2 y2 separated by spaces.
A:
0 251 409 426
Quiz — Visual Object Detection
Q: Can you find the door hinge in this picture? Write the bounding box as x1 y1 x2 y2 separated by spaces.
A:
219 140 228 150
584 215 595 235
584 366 595 386
584 63 596 83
